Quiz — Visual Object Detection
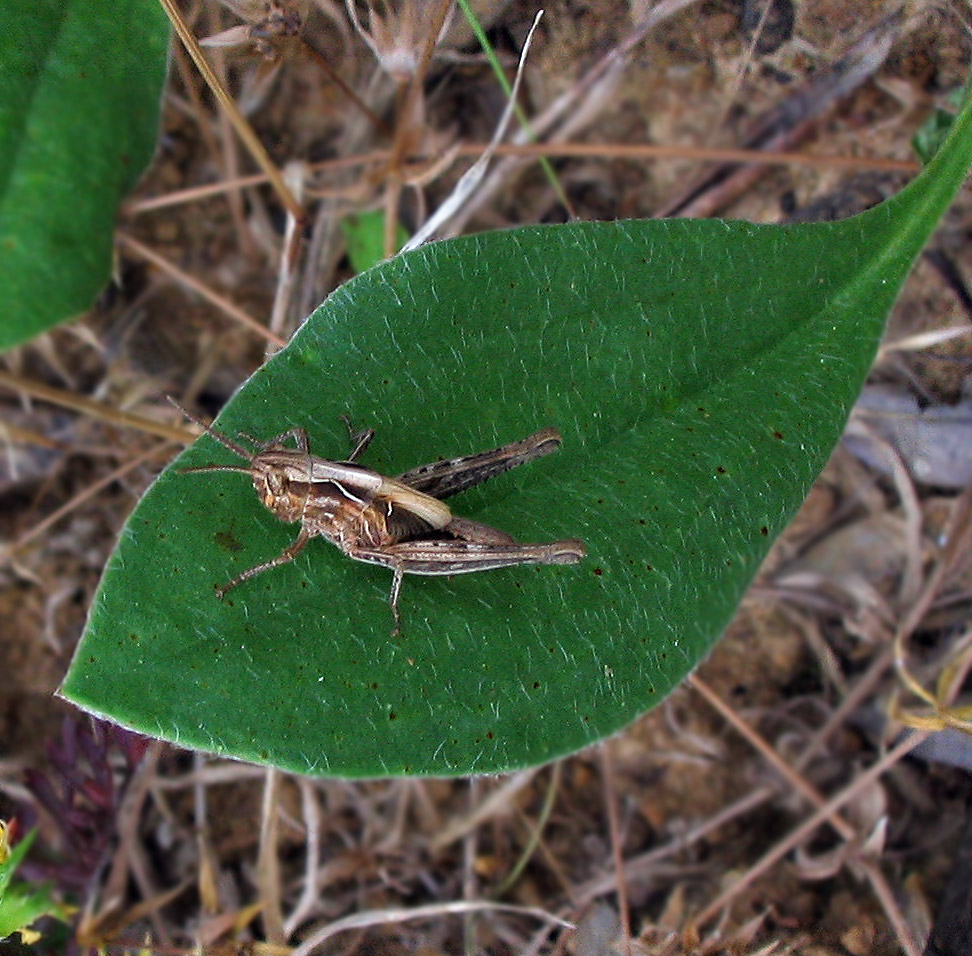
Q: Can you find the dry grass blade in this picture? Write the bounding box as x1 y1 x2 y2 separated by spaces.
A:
289 899 573 956
1 442 171 569
688 676 921 956
402 10 545 251
893 475 972 730
657 12 901 218
157 0 303 220
687 730 930 953
0 370 194 444
116 233 286 347
893 628 972 733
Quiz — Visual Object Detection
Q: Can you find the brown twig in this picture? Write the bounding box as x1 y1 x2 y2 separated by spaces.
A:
689 675 920 956
116 232 286 348
688 729 928 949
125 141 920 217
599 747 632 954
0 441 173 569
0 370 194 444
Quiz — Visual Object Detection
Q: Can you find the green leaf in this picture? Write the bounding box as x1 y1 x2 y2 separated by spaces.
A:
0 0 169 351
0 827 34 898
341 210 409 272
0 829 71 944
0 885 67 945
912 86 967 164
61 80 972 778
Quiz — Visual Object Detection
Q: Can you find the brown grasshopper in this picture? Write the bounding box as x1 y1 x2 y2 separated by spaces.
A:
171 401 586 633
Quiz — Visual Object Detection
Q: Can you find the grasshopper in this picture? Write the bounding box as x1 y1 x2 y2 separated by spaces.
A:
171 401 586 633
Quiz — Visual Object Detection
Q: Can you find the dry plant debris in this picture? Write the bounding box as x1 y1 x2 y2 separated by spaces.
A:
2 1 972 953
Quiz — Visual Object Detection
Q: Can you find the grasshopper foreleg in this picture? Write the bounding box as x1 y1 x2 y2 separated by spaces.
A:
339 415 375 462
216 528 312 598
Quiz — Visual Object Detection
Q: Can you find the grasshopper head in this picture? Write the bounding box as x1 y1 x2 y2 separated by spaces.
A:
171 399 311 526
250 454 308 524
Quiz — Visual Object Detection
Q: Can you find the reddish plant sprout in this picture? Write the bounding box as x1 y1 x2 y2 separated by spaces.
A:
18 716 150 896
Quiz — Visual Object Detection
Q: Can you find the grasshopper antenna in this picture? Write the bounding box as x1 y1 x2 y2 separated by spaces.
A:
167 396 255 464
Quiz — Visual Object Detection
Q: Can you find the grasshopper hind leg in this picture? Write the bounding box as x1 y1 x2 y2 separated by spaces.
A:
388 567 404 636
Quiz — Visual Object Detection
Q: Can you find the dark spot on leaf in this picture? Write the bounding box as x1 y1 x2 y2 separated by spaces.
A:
760 525 769 536
593 567 603 576
389 711 397 721
716 465 726 474
773 430 784 440
596 497 604 504
639 518 646 525
214 530 243 552
533 681 541 689
646 563 653 570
